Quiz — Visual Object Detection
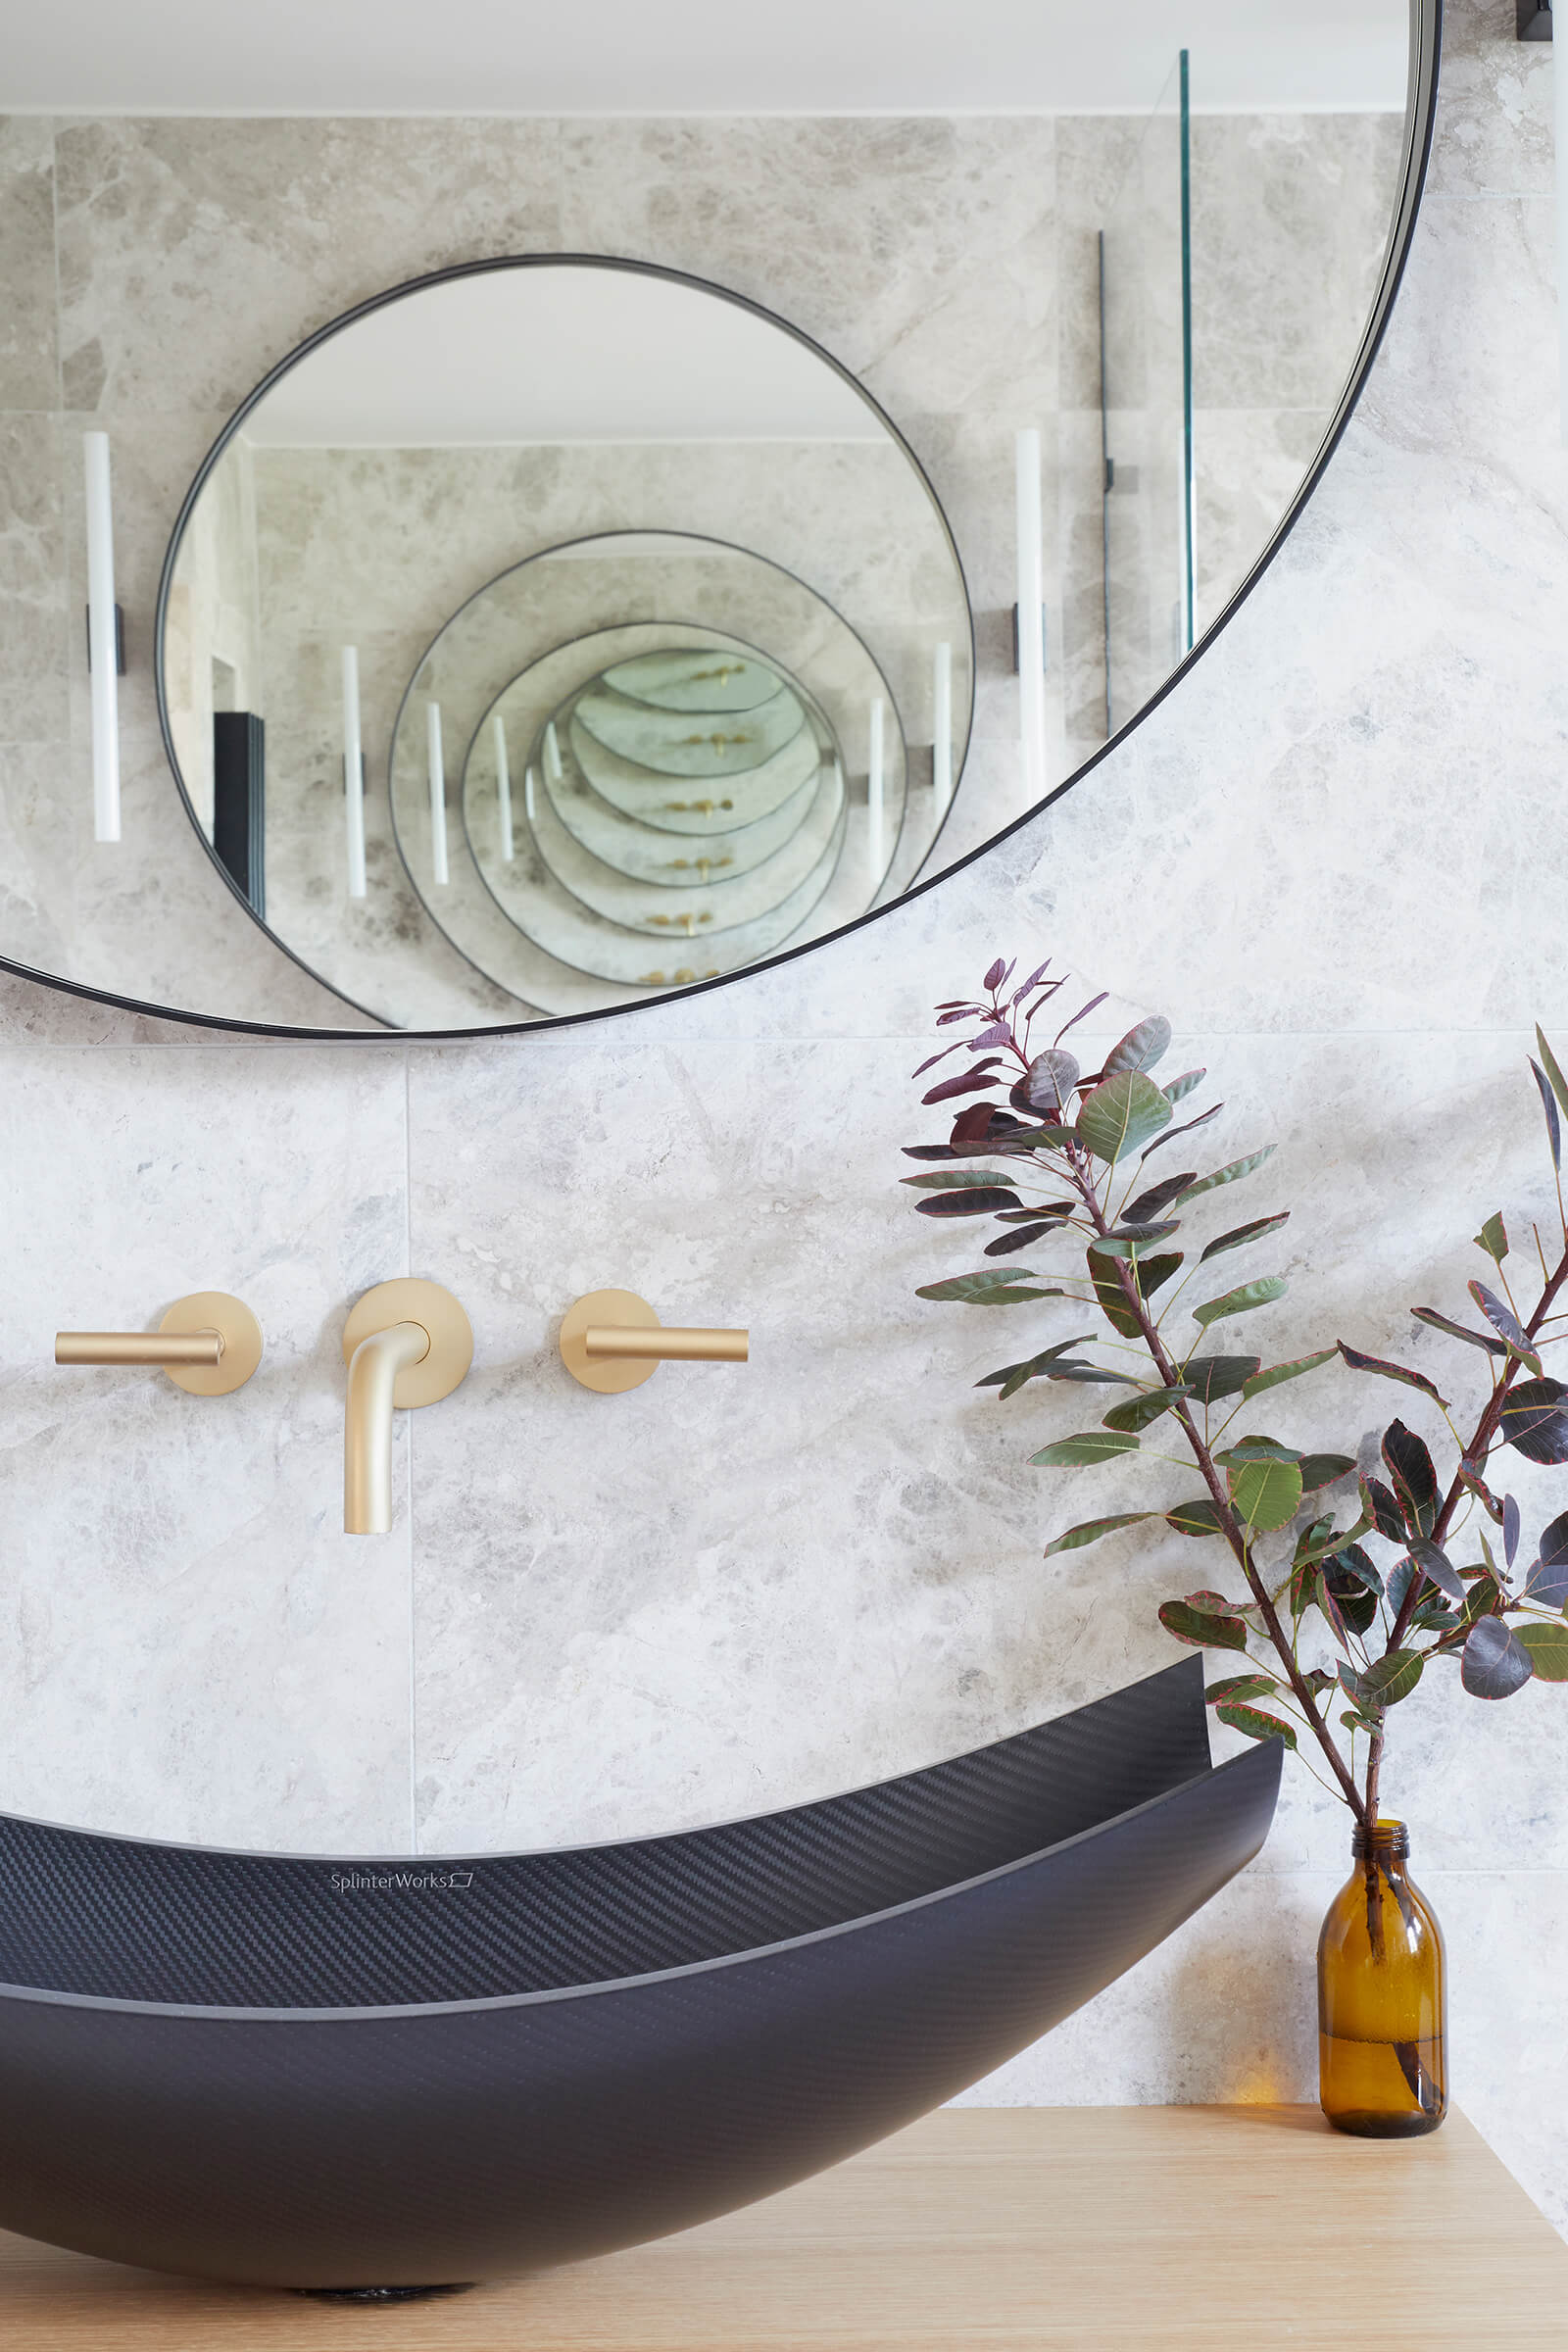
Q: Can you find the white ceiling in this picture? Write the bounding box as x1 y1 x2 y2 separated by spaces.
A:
7 0 1410 116
243 268 885 446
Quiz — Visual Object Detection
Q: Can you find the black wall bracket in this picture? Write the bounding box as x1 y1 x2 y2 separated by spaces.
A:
1518 1 1551 39
1009 602 1049 676
83 605 127 675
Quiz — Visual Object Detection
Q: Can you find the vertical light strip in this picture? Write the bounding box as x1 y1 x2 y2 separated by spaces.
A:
867 697 885 882
341 646 367 901
1014 427 1046 806
544 720 564 784
492 712 514 863
524 765 538 827
932 641 954 819
83 431 121 844
1559 35 1568 441
425 700 450 887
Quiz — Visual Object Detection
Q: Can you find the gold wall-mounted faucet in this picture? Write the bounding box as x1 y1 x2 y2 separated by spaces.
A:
54 1291 263 1396
560 1290 749 1395
340 1279 472 1535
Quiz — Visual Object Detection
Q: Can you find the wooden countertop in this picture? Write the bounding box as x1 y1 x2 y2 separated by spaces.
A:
1 2105 1562 2348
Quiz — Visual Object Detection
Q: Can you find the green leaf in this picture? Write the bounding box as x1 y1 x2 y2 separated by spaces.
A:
977 1337 1098 1398
1075 1070 1174 1164
1102 1015 1172 1077
1296 1513 1371 1569
902 1168 1020 1190
1517 1622 1568 1683
1043 1512 1157 1558
1360 1649 1424 1706
1163 1069 1206 1104
1102 1385 1192 1433
1193 1277 1288 1329
1475 1211 1509 1264
1199 1212 1291 1264
1176 1150 1277 1205
1341 1708 1383 1738
1299 1453 1356 1494
1214 1436 1300 1466
1183 1354 1260 1404
1158 1595 1250 1651
1206 1673 1281 1703
916 1271 1065 1304
1409 1306 1506 1360
1029 1431 1143 1468
1166 1497 1226 1538
1336 1340 1449 1411
1213 1701 1297 1750
1240 1348 1337 1400
1229 1456 1303 1533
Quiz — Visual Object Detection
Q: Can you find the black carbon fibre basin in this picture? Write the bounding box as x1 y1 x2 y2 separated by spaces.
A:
0 1655 1279 2287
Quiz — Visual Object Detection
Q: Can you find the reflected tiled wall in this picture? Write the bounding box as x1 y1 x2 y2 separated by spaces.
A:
1 0 1566 2238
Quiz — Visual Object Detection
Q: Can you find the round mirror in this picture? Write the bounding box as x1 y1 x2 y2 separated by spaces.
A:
0 17 1430 1037
159 260 971 1027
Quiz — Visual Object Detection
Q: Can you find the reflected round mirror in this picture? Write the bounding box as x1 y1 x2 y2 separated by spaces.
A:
0 10 1430 1037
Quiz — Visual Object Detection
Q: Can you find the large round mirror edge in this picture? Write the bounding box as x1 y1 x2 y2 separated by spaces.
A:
149 251 977 1035
52 14 1436 1045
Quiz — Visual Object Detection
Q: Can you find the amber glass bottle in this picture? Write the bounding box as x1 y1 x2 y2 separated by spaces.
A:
1318 1819 1446 2136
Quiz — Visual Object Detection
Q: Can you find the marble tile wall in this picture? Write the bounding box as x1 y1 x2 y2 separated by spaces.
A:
2 0 1565 2238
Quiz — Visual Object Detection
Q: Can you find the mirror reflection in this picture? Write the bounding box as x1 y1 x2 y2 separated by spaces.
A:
143 24 1411 1031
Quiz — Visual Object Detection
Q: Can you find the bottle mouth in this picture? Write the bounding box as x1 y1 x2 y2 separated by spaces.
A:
1353 1817 1410 1860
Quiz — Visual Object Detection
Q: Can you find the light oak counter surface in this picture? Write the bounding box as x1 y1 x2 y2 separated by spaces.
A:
0 2106 1561 2348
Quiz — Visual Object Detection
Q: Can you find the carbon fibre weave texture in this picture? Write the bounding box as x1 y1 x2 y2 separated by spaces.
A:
0 1731 1281 2288
0 1656 1210 2007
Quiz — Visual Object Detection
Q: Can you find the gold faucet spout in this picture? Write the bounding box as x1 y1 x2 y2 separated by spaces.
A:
344 1322 430 1535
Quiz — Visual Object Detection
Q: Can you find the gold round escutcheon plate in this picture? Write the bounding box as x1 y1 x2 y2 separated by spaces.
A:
160 1292 265 1396
340 1280 473 1406
559 1289 661 1394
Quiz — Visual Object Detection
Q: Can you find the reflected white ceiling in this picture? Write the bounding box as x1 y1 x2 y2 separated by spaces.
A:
7 0 1410 116
244 269 885 446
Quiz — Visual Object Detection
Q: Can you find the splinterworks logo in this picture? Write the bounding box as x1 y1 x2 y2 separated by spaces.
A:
329 1869 474 1892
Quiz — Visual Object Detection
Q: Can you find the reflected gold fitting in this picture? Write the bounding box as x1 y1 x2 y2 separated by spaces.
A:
560 1290 749 1394
55 1292 265 1396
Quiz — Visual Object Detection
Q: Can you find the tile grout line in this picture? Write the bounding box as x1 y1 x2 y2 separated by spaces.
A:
404 1048 418 1853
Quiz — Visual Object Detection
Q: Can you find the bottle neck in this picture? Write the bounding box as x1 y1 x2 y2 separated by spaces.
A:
1353 1817 1410 1866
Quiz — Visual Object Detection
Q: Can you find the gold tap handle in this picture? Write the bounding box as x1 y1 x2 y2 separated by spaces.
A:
53 1292 264 1396
561 1290 748 1393
584 1325 747 1364
56 1331 223 1366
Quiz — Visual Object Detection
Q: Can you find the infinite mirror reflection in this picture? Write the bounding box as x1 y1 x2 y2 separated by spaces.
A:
140 24 1413 1032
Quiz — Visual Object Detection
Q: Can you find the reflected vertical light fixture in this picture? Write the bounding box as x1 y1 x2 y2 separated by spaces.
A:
932 641 953 819
492 712 514 863
544 720 564 784
425 700 450 886
341 647 367 901
1014 427 1046 806
524 765 537 828
83 431 121 843
867 697 885 883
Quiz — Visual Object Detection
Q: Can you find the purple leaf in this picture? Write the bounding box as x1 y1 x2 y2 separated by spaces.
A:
1337 1340 1450 1411
1500 1378 1568 1465
936 1005 983 1026
1525 1507 1568 1605
1139 1101 1222 1162
1124 1172 1199 1223
1504 1494 1522 1569
1382 1420 1439 1539
1408 1540 1464 1602
966 1022 1013 1052
1054 991 1109 1046
1009 958 1054 1006
984 1221 1063 1256
1410 1306 1506 1359
911 1041 967 1078
983 956 1010 992
922 1060 1003 1105
1467 1281 1540 1369
1014 1048 1080 1116
1359 1477 1404 1543
1461 1616 1534 1700
1531 1058 1562 1173
914 1187 1023 1219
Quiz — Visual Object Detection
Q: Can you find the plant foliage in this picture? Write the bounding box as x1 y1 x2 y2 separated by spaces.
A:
905 960 1568 1830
